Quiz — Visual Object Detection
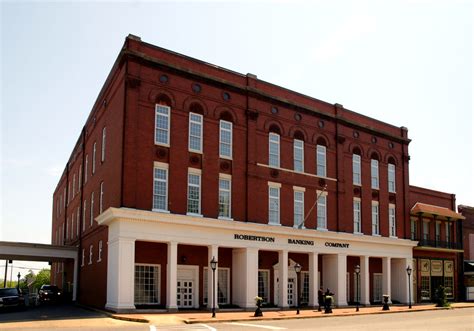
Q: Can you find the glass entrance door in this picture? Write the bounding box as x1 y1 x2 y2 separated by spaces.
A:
288 278 295 306
177 280 194 308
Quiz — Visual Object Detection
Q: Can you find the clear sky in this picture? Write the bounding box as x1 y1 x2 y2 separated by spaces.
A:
1 0 472 257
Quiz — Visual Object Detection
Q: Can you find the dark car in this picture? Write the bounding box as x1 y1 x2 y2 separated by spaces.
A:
38 285 62 303
0 288 25 310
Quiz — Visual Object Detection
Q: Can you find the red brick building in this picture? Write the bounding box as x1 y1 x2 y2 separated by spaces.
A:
459 205 474 300
51 35 463 311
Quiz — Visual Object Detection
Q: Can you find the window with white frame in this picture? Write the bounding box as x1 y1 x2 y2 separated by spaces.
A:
71 213 74 239
423 221 429 240
372 201 379 235
294 189 304 229
97 240 102 262
353 154 361 185
316 145 326 177
203 267 230 305
83 200 87 232
72 174 76 199
218 176 231 219
76 207 80 237
153 163 168 211
268 184 280 225
85 155 89 183
89 245 93 265
317 191 327 230
187 170 201 215
219 120 232 159
63 187 66 210
301 272 309 305
371 159 379 189
388 163 396 193
389 204 396 237
410 218 417 240
101 127 106 162
90 192 94 226
68 182 71 204
269 133 280 168
189 113 203 152
353 198 361 233
445 223 451 243
92 142 96 175
294 139 304 172
435 222 441 243
100 181 104 213
258 270 270 303
81 249 85 267
155 104 170 146
78 164 82 189
134 264 160 305
66 217 69 240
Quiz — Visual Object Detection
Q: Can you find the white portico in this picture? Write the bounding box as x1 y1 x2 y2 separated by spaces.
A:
97 207 417 312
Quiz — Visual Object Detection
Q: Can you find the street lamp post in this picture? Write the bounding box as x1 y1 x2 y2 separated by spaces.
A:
406 265 412 309
210 257 218 318
17 272 20 290
355 265 360 312
294 263 302 315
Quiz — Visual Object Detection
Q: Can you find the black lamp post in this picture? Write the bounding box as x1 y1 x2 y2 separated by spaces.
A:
294 263 302 315
17 272 20 290
355 265 360 312
406 265 412 309
210 256 218 318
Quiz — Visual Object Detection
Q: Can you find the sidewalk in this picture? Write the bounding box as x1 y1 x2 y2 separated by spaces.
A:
110 302 474 326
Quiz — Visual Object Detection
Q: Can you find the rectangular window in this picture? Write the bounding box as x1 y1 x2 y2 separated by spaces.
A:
81 249 85 267
301 272 309 305
153 164 168 211
371 159 379 189
445 223 451 243
135 264 161 305
72 174 76 199
372 202 379 235
92 142 96 175
388 163 396 192
219 120 232 159
435 222 441 244
97 240 102 262
89 245 93 265
389 204 396 237
68 182 71 205
78 164 82 190
85 155 88 183
294 190 304 229
353 198 361 233
353 154 361 185
66 217 69 240
268 184 280 225
90 192 94 226
83 200 87 232
411 218 417 240
203 267 230 305
269 133 280 168
187 170 201 215
258 270 270 303
317 192 327 230
76 207 80 237
444 277 454 299
101 127 106 162
218 176 231 219
316 145 326 177
423 221 429 241
373 273 382 302
71 212 74 239
100 182 104 213
294 139 304 172
421 276 430 301
189 112 203 152
155 104 170 145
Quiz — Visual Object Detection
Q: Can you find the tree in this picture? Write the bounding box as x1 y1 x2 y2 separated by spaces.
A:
33 269 51 290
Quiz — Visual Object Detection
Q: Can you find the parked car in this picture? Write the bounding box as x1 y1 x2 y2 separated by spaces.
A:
38 285 62 303
0 287 25 310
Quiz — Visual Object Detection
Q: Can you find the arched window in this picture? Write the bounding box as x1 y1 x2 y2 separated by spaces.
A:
353 147 362 185
371 153 379 189
269 132 280 168
388 157 396 193
316 138 327 177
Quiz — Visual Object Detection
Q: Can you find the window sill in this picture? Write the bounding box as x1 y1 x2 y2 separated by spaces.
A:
268 222 282 226
371 187 380 191
186 212 203 217
372 234 381 237
218 216 233 221
353 183 362 187
188 149 203 154
293 225 306 230
317 227 328 232
219 155 233 161
155 142 170 148
152 209 170 214
389 191 396 194
353 231 364 235
389 236 398 239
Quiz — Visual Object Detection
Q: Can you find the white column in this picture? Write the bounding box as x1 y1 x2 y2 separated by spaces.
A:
232 247 258 309
336 254 347 306
382 257 392 303
278 250 289 308
322 254 347 306
391 258 411 304
360 256 370 305
309 252 319 307
166 241 178 311
72 255 78 301
105 237 135 312
207 245 219 309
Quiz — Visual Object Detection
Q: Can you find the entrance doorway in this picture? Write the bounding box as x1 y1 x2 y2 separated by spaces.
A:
177 280 194 308
431 276 443 301
287 278 295 306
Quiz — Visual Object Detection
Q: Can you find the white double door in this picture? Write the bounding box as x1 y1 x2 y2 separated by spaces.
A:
176 265 199 309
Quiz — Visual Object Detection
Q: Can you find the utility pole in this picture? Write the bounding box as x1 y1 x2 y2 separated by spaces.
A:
3 260 7 288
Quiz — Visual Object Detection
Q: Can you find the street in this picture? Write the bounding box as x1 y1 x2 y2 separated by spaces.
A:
0 305 473 330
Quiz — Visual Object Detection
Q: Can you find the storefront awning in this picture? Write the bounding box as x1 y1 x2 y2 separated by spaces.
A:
411 202 465 220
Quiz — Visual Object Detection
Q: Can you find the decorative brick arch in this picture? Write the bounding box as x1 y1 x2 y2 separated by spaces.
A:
183 96 209 116
288 126 308 141
348 142 365 155
312 133 331 148
148 88 176 107
367 148 382 161
213 106 239 125
384 153 399 166
263 119 285 136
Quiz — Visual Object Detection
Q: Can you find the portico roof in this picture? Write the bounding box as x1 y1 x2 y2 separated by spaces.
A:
411 203 465 220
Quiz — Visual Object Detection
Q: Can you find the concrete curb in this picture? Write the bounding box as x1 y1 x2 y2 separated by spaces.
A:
75 303 150 323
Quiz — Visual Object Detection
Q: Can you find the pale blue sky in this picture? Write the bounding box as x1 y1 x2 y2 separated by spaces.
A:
1 0 472 253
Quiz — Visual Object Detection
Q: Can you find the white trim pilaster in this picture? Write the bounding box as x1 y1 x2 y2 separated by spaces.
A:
278 250 289 308
207 245 219 309
360 255 370 305
382 257 392 303
309 252 318 307
166 241 178 310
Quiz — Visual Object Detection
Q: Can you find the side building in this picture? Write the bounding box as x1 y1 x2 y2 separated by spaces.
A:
51 34 462 312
